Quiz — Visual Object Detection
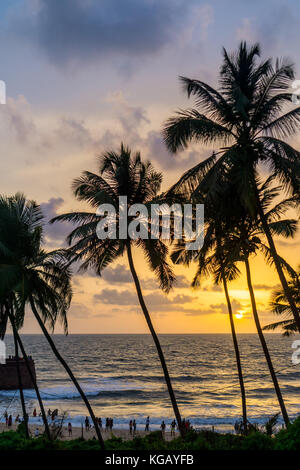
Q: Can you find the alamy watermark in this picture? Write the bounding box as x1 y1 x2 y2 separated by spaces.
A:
95 197 204 250
0 80 6 104
291 80 300 104
291 340 300 365
0 339 6 364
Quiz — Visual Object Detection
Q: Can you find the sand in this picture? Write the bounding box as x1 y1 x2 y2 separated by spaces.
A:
0 422 177 441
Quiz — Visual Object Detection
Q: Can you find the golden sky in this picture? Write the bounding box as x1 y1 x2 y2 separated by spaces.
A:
1 0 299 333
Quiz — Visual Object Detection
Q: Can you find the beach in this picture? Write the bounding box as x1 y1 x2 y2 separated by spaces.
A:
0 422 177 441
1 334 299 431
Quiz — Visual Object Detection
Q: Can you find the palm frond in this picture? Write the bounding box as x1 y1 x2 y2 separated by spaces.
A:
163 109 233 152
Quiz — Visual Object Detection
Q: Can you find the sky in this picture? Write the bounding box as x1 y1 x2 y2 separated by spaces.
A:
0 0 300 333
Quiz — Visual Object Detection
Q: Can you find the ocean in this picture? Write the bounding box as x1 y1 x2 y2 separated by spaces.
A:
0 334 299 431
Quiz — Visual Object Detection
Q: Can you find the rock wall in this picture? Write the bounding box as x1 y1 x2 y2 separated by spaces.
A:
0 357 36 390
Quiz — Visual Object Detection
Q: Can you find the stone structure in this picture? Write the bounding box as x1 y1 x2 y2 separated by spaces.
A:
0 356 36 389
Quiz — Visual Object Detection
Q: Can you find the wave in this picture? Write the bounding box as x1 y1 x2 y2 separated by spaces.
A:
108 374 207 383
2 412 297 430
0 377 164 401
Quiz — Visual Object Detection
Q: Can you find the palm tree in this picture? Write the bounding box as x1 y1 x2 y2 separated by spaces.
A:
171 199 248 432
221 180 296 427
243 255 289 426
263 269 300 336
220 259 248 432
15 326 51 439
0 193 104 447
163 41 300 333
52 144 184 436
173 176 295 427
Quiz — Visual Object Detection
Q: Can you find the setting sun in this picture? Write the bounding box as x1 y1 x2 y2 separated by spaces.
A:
235 311 244 320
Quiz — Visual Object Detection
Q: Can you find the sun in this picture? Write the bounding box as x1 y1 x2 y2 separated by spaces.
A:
235 311 244 319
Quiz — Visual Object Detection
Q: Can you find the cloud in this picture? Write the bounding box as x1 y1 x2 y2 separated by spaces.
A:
184 308 215 316
55 117 96 148
146 130 204 171
102 264 131 283
0 96 36 144
94 289 138 306
94 288 194 307
253 284 280 291
106 91 150 133
210 299 243 314
235 6 295 54
103 97 209 172
257 4 295 52
16 0 195 67
69 302 114 319
174 275 190 288
141 274 190 290
101 264 190 289
171 294 194 304
277 239 300 248
40 197 72 247
236 18 256 42
202 284 222 292
69 303 92 319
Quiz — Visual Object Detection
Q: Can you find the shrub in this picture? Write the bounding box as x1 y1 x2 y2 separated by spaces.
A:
241 431 274 451
275 417 300 451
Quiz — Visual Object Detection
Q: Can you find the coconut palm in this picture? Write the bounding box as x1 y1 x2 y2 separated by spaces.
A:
218 179 296 427
263 269 300 336
51 144 184 435
0 193 104 447
172 176 296 427
171 195 248 432
163 41 300 333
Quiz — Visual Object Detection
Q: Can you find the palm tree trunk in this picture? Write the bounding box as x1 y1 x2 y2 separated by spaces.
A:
253 181 300 333
7 311 51 440
244 257 289 426
29 297 105 449
126 243 184 437
16 332 51 440
12 321 29 438
221 272 247 432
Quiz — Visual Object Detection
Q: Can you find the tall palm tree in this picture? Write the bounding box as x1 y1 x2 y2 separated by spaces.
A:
0 193 104 448
52 144 184 436
163 41 300 333
221 180 296 427
263 269 300 336
171 199 248 432
173 176 295 427
243 255 289 426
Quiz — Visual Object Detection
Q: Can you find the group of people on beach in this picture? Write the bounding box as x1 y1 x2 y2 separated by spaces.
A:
47 408 59 421
3 411 26 426
3 408 60 426
144 416 191 435
83 415 183 435
181 419 192 433
2 408 191 437
129 419 137 434
84 416 114 432
3 412 14 427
